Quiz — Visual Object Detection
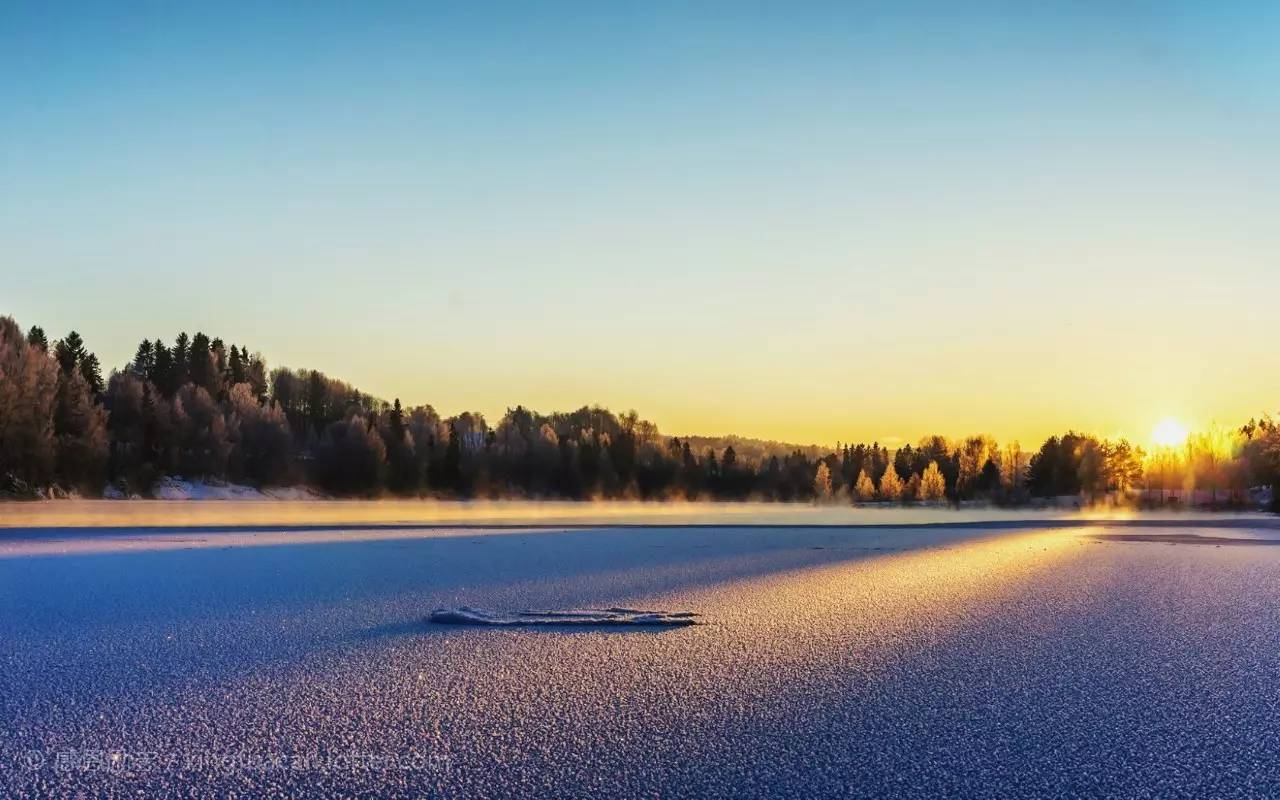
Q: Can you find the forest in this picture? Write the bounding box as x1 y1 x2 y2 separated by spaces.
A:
2 315 1278 508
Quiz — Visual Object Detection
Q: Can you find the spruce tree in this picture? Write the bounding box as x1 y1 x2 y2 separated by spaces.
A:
172 332 190 387
189 332 216 395
54 331 85 374
131 340 154 379
390 398 405 439
228 346 246 386
79 353 104 397
152 344 176 397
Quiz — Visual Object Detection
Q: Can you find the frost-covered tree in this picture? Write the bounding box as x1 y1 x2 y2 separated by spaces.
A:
920 461 947 501
226 383 294 486
854 468 876 502
16 316 1204 504
957 435 996 498
0 317 59 491
314 415 387 494
53 366 108 492
879 461 903 501
172 384 230 478
814 461 832 501
104 371 159 492
1000 441 1028 491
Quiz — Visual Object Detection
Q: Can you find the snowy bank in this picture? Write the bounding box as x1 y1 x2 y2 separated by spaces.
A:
147 477 325 501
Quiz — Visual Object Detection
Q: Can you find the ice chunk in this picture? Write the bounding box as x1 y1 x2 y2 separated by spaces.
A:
428 606 700 628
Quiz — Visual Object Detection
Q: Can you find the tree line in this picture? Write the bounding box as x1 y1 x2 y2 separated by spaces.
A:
2 315 1278 507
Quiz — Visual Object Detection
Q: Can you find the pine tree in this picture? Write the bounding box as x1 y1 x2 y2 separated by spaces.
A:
26 326 48 351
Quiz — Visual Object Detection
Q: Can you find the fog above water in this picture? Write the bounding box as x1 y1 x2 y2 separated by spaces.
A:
1 499 1271 530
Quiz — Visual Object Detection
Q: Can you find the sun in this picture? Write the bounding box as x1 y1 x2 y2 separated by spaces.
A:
1152 418 1189 448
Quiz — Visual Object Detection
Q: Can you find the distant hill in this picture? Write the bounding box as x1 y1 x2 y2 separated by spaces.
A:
670 434 830 466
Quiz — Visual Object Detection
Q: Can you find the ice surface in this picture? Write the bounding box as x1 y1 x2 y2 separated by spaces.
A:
429 606 700 627
5 515 1280 798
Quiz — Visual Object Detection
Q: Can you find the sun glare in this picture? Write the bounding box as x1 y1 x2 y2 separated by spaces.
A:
1152 418 1189 448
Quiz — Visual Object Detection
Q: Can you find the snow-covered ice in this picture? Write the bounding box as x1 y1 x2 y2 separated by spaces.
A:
3 506 1280 798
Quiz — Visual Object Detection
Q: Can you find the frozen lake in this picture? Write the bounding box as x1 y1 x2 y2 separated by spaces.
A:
3 504 1280 797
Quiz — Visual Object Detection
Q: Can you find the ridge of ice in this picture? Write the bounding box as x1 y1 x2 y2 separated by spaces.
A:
428 606 700 628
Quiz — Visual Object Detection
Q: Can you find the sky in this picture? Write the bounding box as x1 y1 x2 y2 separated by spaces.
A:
3 1 1279 449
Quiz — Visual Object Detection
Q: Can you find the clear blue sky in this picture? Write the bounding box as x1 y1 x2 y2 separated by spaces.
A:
4 2 1278 446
